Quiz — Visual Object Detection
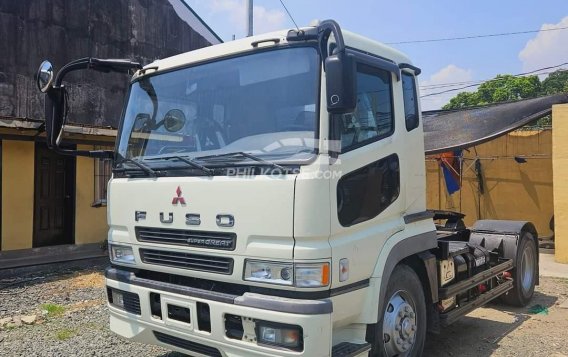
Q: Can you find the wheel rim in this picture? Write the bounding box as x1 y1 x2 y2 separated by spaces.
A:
382 290 417 356
520 242 535 293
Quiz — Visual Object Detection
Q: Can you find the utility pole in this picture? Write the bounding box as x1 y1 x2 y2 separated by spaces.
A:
246 0 253 37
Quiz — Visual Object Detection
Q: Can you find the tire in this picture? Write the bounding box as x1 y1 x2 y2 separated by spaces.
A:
501 231 538 307
372 265 427 357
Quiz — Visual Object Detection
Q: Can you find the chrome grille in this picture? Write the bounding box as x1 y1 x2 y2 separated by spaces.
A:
135 227 236 251
139 248 233 274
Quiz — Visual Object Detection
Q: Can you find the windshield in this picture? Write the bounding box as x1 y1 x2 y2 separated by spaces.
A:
117 47 320 168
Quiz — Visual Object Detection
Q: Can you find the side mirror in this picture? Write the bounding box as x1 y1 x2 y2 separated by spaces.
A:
44 87 65 148
325 52 356 114
36 60 54 93
132 113 152 132
34 57 141 158
163 109 186 132
36 59 64 149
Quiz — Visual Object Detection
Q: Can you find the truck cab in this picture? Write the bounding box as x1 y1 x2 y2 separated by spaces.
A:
36 20 538 357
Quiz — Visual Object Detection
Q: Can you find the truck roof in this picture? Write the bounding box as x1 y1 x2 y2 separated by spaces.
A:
135 26 413 79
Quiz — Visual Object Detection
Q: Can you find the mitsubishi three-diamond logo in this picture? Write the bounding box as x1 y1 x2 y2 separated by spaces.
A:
172 186 186 205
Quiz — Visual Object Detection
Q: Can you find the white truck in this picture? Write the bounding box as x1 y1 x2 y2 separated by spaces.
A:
36 20 539 357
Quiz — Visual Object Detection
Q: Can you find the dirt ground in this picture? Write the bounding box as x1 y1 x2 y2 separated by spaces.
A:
424 277 568 357
1 266 568 356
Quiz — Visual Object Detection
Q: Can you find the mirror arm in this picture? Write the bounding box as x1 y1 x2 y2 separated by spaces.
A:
53 58 91 87
46 57 142 157
52 147 114 159
329 114 342 158
317 20 346 61
53 57 142 87
399 63 422 76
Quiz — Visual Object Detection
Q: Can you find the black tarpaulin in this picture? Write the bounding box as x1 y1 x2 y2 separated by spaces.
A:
422 93 568 155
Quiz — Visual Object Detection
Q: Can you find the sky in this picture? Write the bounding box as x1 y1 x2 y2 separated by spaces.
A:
184 0 568 110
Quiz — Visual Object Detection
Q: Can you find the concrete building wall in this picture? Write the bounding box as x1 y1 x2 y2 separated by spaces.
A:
0 0 218 127
553 104 568 263
426 129 553 238
1 140 35 250
0 0 220 253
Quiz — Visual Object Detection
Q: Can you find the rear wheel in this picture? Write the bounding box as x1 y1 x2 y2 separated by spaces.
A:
502 231 538 306
374 265 426 357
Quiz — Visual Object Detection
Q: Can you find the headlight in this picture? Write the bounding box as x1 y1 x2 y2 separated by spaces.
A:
244 260 329 288
244 260 293 286
109 244 136 264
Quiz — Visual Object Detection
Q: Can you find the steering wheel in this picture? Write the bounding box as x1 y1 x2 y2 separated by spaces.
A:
197 118 226 150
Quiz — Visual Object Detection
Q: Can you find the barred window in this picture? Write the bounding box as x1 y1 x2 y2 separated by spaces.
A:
93 147 113 207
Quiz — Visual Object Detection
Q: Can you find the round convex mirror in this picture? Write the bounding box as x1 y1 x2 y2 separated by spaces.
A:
163 109 186 132
36 60 54 93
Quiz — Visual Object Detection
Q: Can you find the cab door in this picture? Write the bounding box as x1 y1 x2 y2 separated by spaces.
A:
328 51 406 291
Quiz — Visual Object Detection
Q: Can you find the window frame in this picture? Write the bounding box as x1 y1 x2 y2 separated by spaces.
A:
337 49 398 154
114 44 323 171
402 71 420 131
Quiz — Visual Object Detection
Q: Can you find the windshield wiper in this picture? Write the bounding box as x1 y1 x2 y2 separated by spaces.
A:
115 157 157 177
147 155 214 176
199 151 287 171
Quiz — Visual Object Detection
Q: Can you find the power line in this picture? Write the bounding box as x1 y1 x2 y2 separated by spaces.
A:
418 69 565 100
278 0 299 31
421 80 484 89
420 68 564 97
420 68 568 91
420 62 568 98
386 26 568 45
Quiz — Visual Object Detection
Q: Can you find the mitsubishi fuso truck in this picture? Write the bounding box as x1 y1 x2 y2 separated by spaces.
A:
36 20 539 357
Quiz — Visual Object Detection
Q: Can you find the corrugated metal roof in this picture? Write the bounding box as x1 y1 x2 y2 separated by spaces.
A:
423 93 568 154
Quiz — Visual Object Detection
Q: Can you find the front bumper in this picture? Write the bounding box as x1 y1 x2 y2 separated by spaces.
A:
105 267 333 357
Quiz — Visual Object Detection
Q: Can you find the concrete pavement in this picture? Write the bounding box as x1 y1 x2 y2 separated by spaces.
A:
540 252 568 279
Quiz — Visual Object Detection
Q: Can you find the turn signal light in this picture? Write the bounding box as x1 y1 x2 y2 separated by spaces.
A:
295 263 330 287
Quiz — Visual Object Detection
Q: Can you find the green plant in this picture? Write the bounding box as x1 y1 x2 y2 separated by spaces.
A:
55 328 75 340
443 69 568 110
41 303 65 318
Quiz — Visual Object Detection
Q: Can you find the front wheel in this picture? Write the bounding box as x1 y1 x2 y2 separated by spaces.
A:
373 265 427 357
502 231 538 306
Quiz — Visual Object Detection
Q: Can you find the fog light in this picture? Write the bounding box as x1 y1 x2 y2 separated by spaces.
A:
256 321 303 351
260 327 276 343
111 290 125 308
283 329 300 344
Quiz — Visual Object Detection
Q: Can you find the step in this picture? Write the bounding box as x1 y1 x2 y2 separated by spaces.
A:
332 342 372 357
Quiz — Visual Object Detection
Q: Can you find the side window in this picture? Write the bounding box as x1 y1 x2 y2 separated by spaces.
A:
340 64 393 152
402 72 419 131
337 154 400 227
